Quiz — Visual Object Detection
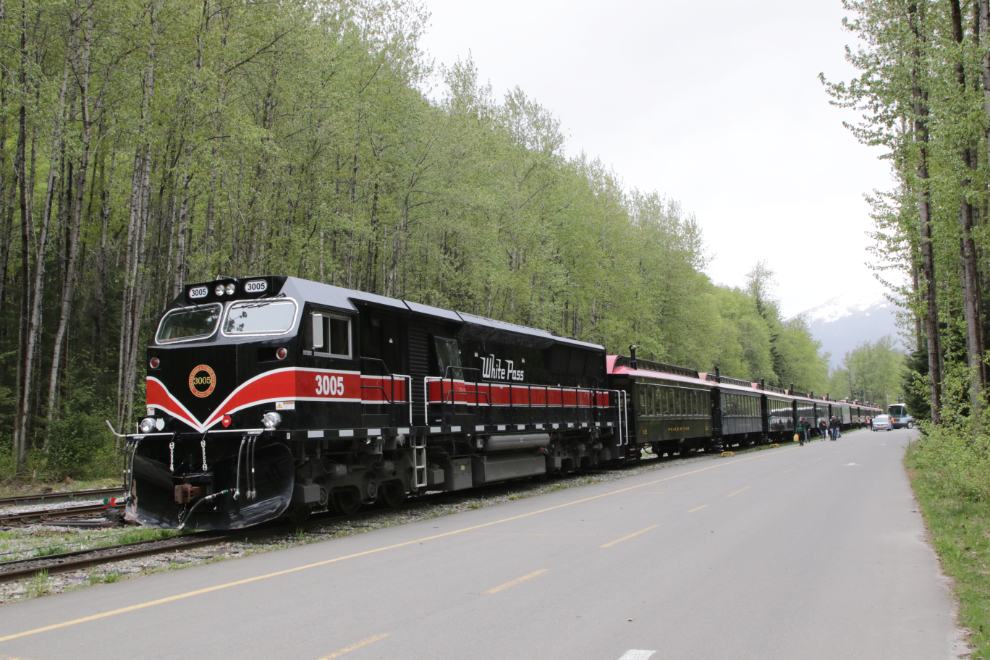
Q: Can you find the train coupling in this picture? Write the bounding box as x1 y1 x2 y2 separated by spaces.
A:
175 484 206 504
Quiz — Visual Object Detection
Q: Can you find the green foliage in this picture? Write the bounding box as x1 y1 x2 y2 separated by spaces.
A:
907 442 990 657
830 335 906 407
903 346 932 420
0 0 831 475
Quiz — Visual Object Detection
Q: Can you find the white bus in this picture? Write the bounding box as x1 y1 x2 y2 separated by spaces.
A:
888 403 915 429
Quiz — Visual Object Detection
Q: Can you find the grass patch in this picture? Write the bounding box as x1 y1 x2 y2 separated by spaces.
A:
906 442 990 658
114 528 180 545
27 570 50 597
34 545 67 557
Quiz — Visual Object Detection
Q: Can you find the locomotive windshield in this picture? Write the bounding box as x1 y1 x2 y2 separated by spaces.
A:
155 304 223 344
222 300 297 336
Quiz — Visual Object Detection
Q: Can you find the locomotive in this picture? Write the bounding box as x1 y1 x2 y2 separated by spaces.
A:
115 275 880 530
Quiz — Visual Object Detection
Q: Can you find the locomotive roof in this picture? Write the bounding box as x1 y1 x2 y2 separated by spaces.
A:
278 277 603 351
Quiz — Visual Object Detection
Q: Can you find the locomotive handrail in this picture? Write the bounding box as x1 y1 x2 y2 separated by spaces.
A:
361 356 393 376
443 365 481 381
360 357 400 423
360 384 392 404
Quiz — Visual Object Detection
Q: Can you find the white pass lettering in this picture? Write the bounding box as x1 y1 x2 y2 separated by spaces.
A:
480 354 524 381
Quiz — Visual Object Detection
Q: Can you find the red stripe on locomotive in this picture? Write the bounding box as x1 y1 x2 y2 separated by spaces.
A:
426 379 608 408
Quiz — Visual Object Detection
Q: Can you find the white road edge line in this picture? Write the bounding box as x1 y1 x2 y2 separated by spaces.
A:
617 651 657 660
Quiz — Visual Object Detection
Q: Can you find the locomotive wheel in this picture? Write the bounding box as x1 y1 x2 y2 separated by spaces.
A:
381 481 406 509
289 506 311 524
334 489 362 516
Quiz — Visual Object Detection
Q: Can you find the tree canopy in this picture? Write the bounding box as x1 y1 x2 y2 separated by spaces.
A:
0 0 830 476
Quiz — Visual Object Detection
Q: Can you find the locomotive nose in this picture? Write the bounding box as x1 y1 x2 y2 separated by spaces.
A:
128 436 295 530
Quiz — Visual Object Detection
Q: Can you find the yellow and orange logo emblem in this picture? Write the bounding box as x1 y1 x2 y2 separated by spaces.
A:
189 364 216 398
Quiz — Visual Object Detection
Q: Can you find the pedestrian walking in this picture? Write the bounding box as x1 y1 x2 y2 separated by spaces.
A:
819 418 827 440
829 416 839 441
797 418 806 446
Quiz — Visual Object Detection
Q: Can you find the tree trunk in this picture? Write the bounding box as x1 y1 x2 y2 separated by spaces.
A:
47 5 94 429
12 0 31 471
951 0 986 420
910 1 943 424
117 1 159 430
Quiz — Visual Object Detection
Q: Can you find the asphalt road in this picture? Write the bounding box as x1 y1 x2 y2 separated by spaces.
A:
0 428 964 660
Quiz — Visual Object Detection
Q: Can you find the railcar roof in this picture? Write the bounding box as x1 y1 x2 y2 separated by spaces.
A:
278 277 604 350
607 358 711 389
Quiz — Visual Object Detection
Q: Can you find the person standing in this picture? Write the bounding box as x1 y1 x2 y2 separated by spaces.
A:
797 418 806 446
819 418 827 440
829 416 839 441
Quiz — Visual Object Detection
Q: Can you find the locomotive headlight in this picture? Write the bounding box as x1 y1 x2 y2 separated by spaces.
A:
276 347 287 360
215 284 225 296
149 357 160 369
225 283 235 295
262 412 282 430
139 417 156 434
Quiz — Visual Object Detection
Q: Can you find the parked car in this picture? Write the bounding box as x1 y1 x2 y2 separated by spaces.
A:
872 414 893 431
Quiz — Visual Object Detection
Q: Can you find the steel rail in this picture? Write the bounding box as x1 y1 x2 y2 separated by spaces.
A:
0 531 229 584
0 503 123 527
0 487 125 507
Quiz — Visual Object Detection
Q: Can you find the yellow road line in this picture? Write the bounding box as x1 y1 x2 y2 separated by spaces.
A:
687 504 708 513
485 569 547 594
782 468 795 474
726 487 749 498
319 633 390 659
466 532 599 537
0 445 797 644
601 524 659 548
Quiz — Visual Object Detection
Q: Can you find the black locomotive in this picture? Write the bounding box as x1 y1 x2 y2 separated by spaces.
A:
118 276 879 530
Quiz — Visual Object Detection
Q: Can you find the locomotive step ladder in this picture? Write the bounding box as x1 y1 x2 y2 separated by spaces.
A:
412 433 427 488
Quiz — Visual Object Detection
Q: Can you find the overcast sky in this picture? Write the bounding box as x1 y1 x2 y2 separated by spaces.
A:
417 0 894 318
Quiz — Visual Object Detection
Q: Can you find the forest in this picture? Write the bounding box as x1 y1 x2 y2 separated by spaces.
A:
0 0 830 479
825 0 990 498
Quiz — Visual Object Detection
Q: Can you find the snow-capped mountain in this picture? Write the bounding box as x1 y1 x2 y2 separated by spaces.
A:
794 290 903 368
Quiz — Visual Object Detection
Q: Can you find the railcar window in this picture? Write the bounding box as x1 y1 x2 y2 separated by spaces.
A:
156 304 222 344
311 312 352 358
223 300 297 336
433 337 462 378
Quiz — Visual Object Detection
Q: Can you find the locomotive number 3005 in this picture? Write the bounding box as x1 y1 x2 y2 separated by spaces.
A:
315 374 345 396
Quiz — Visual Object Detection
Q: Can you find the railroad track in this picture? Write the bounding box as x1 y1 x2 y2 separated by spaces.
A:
0 502 124 527
0 508 362 584
0 487 125 507
0 488 484 585
0 530 230 584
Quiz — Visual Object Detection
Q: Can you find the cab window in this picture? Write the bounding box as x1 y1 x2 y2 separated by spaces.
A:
310 311 352 359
